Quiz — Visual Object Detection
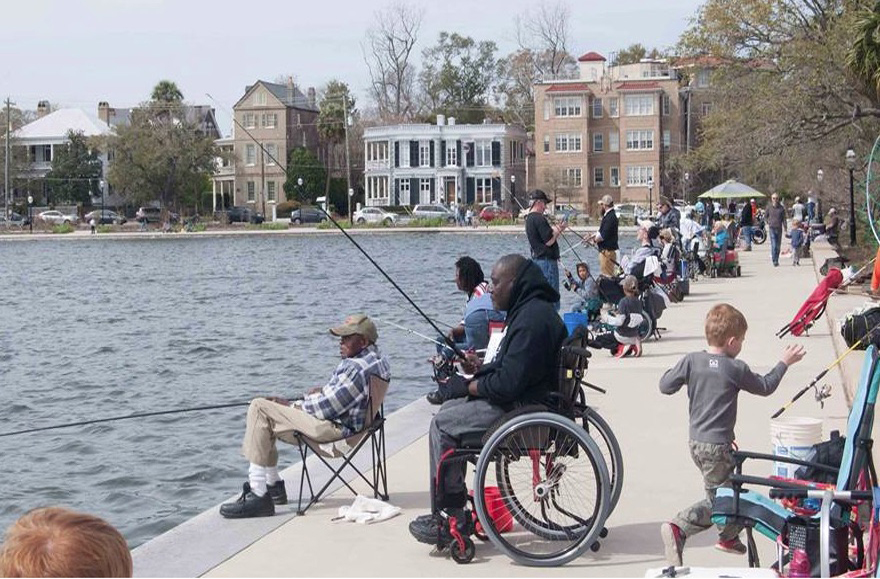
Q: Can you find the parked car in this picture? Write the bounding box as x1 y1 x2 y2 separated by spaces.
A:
614 203 647 221
0 212 31 227
38 210 78 225
226 206 265 224
411 204 456 223
478 206 513 222
353 207 397 226
290 206 327 224
84 209 127 225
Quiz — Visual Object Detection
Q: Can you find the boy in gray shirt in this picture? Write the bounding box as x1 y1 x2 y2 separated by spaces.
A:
659 303 805 566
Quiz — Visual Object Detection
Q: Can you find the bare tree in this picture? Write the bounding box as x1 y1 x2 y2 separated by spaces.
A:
362 3 424 122
514 0 577 80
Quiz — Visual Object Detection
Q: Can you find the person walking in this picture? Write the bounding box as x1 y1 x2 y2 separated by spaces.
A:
739 199 753 251
589 194 620 277
791 196 805 223
766 193 787 267
524 189 565 310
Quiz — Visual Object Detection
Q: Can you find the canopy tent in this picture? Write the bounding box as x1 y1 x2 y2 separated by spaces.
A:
698 179 766 199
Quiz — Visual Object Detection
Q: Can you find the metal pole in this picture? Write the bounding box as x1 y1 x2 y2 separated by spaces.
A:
850 167 856 246
343 93 352 221
4 97 10 229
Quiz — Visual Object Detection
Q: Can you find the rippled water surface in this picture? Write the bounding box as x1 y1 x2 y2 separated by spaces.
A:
0 231 634 546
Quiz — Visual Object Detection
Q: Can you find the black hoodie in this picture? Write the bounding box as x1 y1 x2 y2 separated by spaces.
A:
475 260 567 409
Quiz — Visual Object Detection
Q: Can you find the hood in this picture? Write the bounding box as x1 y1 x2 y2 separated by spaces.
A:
506 260 559 317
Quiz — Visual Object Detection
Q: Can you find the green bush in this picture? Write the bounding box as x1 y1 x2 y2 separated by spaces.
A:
52 223 75 234
97 225 113 234
317 219 350 230
247 222 287 230
275 201 298 218
484 218 517 226
406 217 446 228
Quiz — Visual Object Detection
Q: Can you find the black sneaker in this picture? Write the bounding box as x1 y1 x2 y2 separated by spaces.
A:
219 482 275 519
426 390 445 405
409 512 444 544
267 480 288 505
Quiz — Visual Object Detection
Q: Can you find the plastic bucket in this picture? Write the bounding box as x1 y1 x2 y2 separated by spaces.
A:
770 417 823 478
563 312 588 336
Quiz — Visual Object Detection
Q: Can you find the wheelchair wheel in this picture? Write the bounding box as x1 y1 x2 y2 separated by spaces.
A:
752 227 766 244
638 310 655 340
473 412 610 567
578 405 624 515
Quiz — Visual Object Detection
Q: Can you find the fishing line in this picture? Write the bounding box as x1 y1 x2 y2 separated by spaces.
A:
374 317 449 348
206 93 466 360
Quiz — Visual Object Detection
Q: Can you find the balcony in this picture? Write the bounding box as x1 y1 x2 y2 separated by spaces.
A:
365 160 390 172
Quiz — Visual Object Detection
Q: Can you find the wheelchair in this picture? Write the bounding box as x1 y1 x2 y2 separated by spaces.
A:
427 328 622 567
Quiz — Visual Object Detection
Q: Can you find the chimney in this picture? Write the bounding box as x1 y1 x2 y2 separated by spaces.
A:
436 114 445 126
287 76 294 104
97 101 110 124
307 87 316 108
448 117 456 126
37 100 50 118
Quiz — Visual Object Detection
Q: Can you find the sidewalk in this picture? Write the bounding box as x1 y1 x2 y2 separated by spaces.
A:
133 240 871 577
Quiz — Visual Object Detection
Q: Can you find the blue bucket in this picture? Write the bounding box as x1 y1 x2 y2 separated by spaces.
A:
563 312 588 336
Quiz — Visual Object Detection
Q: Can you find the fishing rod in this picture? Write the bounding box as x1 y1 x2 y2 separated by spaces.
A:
205 94 466 361
375 317 449 348
771 321 880 419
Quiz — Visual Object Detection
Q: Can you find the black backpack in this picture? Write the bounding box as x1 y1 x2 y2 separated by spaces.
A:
793 430 846 484
840 307 880 350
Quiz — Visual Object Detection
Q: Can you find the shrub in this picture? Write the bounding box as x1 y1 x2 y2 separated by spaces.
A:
97 225 113 234
275 201 298 218
52 223 75 234
407 217 446 228
317 219 350 230
247 222 287 230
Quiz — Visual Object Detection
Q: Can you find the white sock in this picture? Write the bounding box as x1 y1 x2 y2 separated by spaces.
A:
266 466 282 485
248 463 267 497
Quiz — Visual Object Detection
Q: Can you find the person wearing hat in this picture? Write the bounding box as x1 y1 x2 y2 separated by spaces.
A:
657 197 681 231
219 313 391 519
524 189 566 310
825 207 840 248
589 194 619 277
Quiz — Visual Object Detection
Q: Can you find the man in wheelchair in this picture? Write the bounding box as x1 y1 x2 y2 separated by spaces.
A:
408 254 568 549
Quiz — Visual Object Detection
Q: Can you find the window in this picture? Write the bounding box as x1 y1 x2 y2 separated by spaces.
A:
563 168 582 188
543 100 551 121
267 181 276 202
255 92 266 106
594 167 605 186
626 130 654 151
420 178 432 203
624 94 654 116
31 144 52 163
609 97 619 118
592 97 603 118
609 132 619 152
661 94 671 116
625 165 654 186
446 142 458 166
553 96 582 117
476 178 493 204
243 113 256 129
610 166 620 187
696 69 711 87
419 141 431 167
554 133 582 153
475 140 492 166
399 142 410 168
261 113 277 128
247 181 255 202
593 133 604 153
543 135 550 154
265 143 277 165
662 130 671 150
399 178 410 201
245 144 256 165
701 102 714 115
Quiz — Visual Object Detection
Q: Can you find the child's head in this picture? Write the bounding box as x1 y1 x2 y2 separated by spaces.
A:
575 262 588 280
621 275 638 296
712 221 726 233
792 218 801 228
705 303 748 356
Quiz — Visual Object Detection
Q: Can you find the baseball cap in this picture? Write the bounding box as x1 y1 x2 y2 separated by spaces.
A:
657 197 671 208
330 313 378 344
598 194 614 207
529 189 550 203
637 218 656 230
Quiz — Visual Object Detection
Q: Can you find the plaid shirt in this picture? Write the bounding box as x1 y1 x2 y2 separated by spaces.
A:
300 345 391 436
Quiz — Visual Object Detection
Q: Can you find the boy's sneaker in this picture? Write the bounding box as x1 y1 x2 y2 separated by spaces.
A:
660 522 685 566
267 480 288 505
613 344 628 358
715 536 747 555
630 342 642 357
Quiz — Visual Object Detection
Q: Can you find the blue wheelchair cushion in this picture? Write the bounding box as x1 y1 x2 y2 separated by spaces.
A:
712 488 790 541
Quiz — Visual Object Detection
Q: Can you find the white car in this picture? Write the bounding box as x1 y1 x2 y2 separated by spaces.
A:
411 204 456 223
353 207 397 226
614 203 646 221
39 210 79 225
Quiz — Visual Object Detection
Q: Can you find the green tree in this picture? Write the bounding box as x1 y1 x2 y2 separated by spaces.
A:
419 32 498 123
615 43 663 65
45 130 102 204
317 80 357 210
283 147 327 204
151 80 184 104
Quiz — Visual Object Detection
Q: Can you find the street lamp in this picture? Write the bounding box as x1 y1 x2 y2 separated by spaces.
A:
647 177 654 217
510 174 516 211
99 179 105 225
297 177 304 207
817 168 825 220
27 195 33 233
846 148 857 246
683 172 690 203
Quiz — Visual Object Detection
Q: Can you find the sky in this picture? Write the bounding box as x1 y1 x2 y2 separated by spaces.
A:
4 0 705 136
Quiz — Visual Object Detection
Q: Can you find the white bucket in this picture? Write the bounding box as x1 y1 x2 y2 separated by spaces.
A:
770 417 823 478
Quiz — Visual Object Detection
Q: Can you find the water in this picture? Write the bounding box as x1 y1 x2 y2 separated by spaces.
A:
0 231 633 547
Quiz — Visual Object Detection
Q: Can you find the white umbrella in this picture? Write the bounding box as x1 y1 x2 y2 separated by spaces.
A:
698 179 766 199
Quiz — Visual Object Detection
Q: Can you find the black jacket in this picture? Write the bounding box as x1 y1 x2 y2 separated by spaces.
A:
476 260 567 409
598 209 619 251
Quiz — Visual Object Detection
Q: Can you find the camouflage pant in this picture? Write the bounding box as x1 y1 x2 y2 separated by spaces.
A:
671 440 742 540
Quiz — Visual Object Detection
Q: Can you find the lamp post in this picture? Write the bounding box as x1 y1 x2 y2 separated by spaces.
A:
510 174 516 212
647 177 654 217
683 172 690 204
99 179 105 225
846 148 857 246
297 177 304 207
27 195 32 233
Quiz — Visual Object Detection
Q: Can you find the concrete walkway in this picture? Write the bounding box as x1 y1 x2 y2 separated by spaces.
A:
133 239 875 577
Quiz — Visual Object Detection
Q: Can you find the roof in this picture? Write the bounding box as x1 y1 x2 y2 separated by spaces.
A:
15 109 111 140
104 105 221 139
578 51 606 62
545 83 592 93
673 55 725 68
615 81 662 91
236 80 318 112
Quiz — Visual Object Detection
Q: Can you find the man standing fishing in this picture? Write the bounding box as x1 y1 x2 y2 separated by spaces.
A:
219 314 391 519
590 194 620 277
524 189 566 310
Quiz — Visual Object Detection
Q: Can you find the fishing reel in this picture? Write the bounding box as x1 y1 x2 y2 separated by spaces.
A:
813 383 833 408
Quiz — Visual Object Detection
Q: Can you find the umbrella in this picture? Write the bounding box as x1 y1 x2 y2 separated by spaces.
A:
698 179 766 199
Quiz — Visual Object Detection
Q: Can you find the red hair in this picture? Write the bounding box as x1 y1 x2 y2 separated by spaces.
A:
0 507 132 577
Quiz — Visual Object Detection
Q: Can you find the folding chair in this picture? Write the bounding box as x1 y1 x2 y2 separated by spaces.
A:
293 375 391 515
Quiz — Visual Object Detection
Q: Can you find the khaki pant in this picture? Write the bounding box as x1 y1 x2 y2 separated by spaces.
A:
599 249 618 277
241 398 342 467
671 440 742 540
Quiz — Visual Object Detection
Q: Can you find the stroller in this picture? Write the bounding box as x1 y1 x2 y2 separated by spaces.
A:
776 268 844 338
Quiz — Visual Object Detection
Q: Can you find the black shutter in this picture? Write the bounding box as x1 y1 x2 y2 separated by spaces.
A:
466 178 475 204
430 141 435 167
394 142 400 168
492 141 501 166
393 179 400 206
430 178 435 201
492 178 501 204
410 141 419 166
410 178 419 206
439 140 445 167
456 140 462 166
466 142 474 167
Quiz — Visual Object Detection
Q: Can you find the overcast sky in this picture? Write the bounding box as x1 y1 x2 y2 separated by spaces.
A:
5 0 704 135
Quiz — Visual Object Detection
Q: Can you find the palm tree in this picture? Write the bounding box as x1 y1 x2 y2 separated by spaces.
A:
151 80 184 104
846 2 880 107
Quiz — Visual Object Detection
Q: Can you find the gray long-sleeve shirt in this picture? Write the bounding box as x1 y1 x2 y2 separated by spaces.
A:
659 351 788 444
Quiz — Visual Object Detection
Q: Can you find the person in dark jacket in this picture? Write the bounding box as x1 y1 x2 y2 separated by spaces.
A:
739 201 753 251
590 194 619 277
766 193 787 266
525 189 566 310
409 254 567 546
657 197 681 231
